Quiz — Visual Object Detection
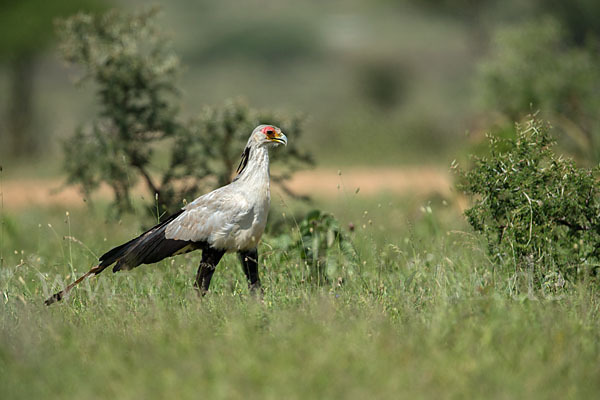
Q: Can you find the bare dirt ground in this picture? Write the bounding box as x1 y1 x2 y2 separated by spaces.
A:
1 167 453 212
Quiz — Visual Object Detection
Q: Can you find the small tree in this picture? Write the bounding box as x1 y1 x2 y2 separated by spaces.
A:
59 9 312 221
458 116 600 284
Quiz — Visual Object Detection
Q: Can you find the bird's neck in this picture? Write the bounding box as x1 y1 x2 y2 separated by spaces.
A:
234 145 270 186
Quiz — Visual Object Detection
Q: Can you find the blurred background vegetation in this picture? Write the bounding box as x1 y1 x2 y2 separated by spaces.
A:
2 0 598 171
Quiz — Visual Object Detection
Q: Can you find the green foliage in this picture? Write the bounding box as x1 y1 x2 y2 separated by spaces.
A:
270 210 357 284
478 17 600 161
58 8 179 215
59 9 312 221
458 116 600 284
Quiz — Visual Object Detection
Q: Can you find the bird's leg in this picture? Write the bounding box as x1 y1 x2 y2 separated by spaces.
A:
238 248 262 294
194 247 225 296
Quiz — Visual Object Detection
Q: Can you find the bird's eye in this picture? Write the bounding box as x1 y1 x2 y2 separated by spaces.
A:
262 126 277 139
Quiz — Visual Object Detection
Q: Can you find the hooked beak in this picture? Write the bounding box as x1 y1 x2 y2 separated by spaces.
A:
271 132 287 146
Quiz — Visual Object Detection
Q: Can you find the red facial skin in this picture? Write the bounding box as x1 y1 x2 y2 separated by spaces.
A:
261 125 277 140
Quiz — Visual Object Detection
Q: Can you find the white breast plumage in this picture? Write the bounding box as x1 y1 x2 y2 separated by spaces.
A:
164 144 272 252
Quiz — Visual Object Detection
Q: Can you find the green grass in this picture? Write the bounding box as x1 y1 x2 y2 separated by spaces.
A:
2 197 600 399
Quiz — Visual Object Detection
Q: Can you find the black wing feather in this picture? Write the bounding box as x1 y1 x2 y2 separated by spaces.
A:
96 209 197 274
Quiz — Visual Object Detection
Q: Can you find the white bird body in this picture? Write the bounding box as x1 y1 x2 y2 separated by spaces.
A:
45 124 287 305
165 144 271 251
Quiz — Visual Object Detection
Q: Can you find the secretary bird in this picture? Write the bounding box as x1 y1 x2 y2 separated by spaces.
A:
45 125 287 305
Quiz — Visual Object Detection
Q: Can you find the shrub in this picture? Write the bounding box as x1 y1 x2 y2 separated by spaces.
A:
58 9 312 221
458 116 600 285
269 210 358 285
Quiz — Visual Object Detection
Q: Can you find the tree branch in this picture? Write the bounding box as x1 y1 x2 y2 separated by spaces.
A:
135 164 161 199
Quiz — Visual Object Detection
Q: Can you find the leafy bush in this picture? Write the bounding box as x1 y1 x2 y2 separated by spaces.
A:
458 116 600 284
58 9 312 221
269 210 357 285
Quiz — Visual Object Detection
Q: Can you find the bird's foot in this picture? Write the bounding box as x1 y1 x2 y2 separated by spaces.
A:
248 283 264 301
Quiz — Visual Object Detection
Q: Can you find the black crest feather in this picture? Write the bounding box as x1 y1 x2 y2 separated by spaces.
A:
235 146 251 177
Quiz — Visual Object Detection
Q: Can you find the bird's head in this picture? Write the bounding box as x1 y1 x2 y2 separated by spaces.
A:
249 124 287 148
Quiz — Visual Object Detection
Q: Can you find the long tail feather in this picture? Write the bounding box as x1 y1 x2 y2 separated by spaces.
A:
44 264 102 306
44 210 190 306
